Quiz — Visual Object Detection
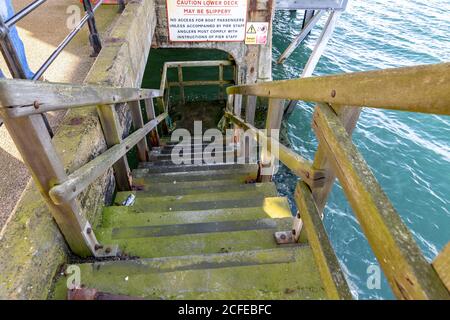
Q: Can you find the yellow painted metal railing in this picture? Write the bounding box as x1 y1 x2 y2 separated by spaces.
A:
226 62 450 299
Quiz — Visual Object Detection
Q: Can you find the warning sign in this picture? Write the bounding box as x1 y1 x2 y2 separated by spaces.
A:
245 22 269 45
167 0 247 42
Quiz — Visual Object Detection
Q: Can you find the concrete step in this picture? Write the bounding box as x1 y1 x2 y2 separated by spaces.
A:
136 162 257 173
132 178 243 191
111 196 286 214
95 217 292 258
127 181 272 197
159 143 232 154
102 197 292 227
113 183 278 211
52 247 325 299
132 166 258 184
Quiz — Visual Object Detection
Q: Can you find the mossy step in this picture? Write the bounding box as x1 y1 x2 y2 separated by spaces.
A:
132 165 258 183
52 247 325 300
162 138 214 145
102 197 292 227
149 150 236 161
95 217 293 258
120 182 275 198
137 163 255 173
113 184 278 211
160 143 231 154
132 178 243 191
110 196 285 214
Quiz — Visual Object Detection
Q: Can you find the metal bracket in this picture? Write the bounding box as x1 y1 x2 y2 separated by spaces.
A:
81 222 120 258
274 212 304 244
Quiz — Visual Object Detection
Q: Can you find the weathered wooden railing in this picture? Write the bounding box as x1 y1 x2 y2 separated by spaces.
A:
0 79 166 258
226 62 450 299
158 60 236 113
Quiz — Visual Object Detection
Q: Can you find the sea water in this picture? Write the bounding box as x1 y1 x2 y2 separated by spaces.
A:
272 0 450 299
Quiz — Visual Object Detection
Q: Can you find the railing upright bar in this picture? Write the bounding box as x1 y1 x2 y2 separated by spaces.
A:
177 65 185 105
144 98 160 147
96 103 132 191
218 64 224 100
259 98 284 182
82 0 102 55
0 111 95 256
311 105 361 214
0 15 27 79
128 100 149 162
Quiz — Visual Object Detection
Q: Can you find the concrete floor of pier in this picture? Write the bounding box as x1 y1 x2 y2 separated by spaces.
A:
0 1 120 229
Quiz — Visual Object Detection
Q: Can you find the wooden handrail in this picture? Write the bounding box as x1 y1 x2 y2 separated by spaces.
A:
49 112 168 205
312 103 448 299
0 79 161 117
227 62 450 115
225 112 325 187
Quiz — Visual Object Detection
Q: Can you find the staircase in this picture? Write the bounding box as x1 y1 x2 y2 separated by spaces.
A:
52 142 326 299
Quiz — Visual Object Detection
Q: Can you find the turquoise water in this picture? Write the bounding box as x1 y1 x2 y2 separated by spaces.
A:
272 0 450 299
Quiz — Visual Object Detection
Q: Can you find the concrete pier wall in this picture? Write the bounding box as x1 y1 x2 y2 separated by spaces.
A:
152 0 275 84
0 0 157 299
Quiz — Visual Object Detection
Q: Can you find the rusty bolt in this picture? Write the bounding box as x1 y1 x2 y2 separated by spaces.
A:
305 172 310 178
331 89 336 98
292 229 296 235
105 247 111 254
94 244 104 251
297 213 301 219
280 234 286 240
72 186 76 193
86 228 92 234
33 101 40 109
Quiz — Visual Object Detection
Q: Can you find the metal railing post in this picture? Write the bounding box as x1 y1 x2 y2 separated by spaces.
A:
0 15 27 79
82 0 102 56
0 15 54 137
118 0 126 13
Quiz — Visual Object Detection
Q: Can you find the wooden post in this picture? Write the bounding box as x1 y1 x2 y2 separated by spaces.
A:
144 98 160 147
0 113 93 257
312 105 361 214
218 64 224 100
259 98 284 182
96 105 131 191
177 65 185 105
128 100 149 161
245 96 257 125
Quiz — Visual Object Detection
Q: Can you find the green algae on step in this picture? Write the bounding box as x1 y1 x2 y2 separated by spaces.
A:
132 178 242 191
95 218 293 258
52 246 325 300
114 183 278 208
101 197 292 227
121 182 277 197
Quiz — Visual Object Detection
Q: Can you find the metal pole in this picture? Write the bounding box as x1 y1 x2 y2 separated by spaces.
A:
82 0 102 56
118 0 126 13
5 0 47 28
0 15 54 136
285 10 342 115
0 15 27 78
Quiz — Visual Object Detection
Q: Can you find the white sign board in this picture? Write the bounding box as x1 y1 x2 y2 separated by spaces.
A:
167 0 247 42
